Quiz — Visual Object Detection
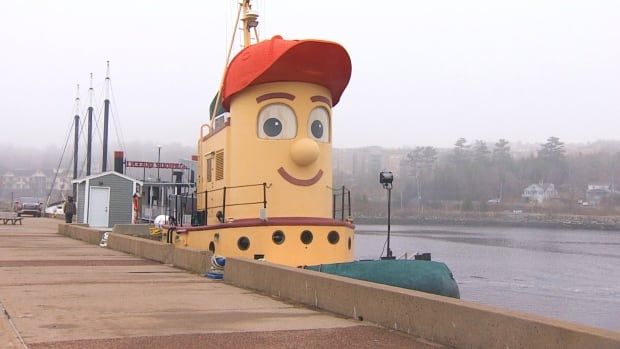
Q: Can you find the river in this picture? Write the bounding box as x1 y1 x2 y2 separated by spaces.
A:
355 224 620 331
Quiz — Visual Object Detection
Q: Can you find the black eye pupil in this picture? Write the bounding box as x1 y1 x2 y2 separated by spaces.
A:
311 120 323 139
263 118 282 137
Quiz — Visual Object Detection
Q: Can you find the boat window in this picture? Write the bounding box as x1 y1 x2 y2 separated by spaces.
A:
272 230 285 245
307 107 330 143
300 230 313 245
257 104 297 140
327 231 339 244
215 150 224 181
237 236 250 250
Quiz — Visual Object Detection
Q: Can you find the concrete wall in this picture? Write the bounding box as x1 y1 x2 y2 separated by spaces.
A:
173 246 212 274
112 224 151 238
59 224 212 275
107 233 173 264
57 224 620 349
224 258 620 349
58 223 104 245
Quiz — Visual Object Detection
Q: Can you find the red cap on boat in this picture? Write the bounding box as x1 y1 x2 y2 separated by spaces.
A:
221 35 352 110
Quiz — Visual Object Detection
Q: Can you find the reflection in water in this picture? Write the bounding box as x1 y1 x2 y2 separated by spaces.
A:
355 224 620 331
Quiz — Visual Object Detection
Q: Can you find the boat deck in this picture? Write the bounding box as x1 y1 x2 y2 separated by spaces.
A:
0 218 443 348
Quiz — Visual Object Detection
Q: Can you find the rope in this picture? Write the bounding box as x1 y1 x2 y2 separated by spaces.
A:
109 80 126 152
45 118 75 207
211 2 243 119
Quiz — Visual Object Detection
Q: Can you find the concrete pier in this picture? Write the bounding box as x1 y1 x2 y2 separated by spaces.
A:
0 218 437 348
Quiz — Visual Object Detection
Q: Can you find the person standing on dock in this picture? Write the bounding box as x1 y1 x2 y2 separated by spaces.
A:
63 196 76 223
132 193 141 224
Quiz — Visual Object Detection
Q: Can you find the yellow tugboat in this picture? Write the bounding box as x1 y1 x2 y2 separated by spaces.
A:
171 0 353 267
169 1 459 298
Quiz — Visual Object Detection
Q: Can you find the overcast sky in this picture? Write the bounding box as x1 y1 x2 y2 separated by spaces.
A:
0 0 618 152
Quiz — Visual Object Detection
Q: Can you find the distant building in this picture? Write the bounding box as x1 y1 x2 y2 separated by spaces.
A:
586 184 613 206
31 171 47 198
522 183 558 204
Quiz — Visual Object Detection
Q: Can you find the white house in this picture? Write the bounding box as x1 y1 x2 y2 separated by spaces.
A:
586 184 613 206
522 183 558 204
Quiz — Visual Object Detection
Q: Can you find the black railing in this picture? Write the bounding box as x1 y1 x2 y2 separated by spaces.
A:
167 192 197 227
196 182 268 225
332 185 352 221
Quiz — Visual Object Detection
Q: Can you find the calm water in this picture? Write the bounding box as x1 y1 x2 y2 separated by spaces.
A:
355 224 620 331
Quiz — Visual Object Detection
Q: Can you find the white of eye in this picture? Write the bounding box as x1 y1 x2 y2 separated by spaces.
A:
308 107 330 142
257 104 297 139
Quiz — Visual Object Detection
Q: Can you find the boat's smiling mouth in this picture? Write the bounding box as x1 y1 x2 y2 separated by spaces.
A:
278 167 323 186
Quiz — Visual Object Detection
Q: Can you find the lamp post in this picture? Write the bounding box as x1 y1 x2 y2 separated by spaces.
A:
380 171 395 259
157 145 162 182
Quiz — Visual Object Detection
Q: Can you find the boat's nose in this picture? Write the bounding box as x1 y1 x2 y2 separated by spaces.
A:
290 138 319 166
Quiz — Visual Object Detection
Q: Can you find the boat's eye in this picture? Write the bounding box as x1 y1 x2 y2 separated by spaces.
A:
308 107 330 142
258 104 297 139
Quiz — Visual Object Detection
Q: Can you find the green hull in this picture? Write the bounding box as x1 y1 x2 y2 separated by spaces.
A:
306 260 460 298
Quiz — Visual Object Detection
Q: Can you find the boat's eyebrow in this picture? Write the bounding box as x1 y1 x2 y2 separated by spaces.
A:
256 92 295 103
310 95 331 106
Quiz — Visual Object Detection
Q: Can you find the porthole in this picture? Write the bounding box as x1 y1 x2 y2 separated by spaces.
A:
300 230 313 244
327 231 340 245
272 230 285 245
208 241 215 252
348 237 352 250
237 236 250 250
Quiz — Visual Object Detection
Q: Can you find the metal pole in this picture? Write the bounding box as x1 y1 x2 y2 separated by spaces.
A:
222 187 227 221
262 182 267 208
102 61 111 172
86 106 93 176
73 114 79 197
387 187 393 258
157 145 161 181
348 190 351 218
204 190 208 224
86 73 94 176
181 195 184 226
341 185 345 220
102 99 109 172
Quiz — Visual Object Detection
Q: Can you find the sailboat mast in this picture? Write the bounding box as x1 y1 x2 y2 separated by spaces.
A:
102 61 111 172
86 73 94 176
73 84 80 198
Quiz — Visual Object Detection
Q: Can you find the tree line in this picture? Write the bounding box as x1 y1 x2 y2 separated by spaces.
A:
338 137 620 215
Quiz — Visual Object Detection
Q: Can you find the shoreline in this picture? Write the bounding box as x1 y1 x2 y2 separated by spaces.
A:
354 213 620 231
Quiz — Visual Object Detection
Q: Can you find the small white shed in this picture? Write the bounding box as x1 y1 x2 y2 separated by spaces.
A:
72 172 142 228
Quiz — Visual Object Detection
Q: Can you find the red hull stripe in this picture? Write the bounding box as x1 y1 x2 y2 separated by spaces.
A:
172 217 354 232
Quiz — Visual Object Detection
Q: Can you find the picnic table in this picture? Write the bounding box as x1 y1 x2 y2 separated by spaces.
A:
0 212 23 225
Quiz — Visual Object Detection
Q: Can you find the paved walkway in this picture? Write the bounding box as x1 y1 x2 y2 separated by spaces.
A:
0 218 442 348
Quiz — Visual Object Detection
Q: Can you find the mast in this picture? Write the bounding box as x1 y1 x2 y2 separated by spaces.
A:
73 84 80 198
210 1 259 118
241 0 260 48
102 61 111 172
86 73 94 176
